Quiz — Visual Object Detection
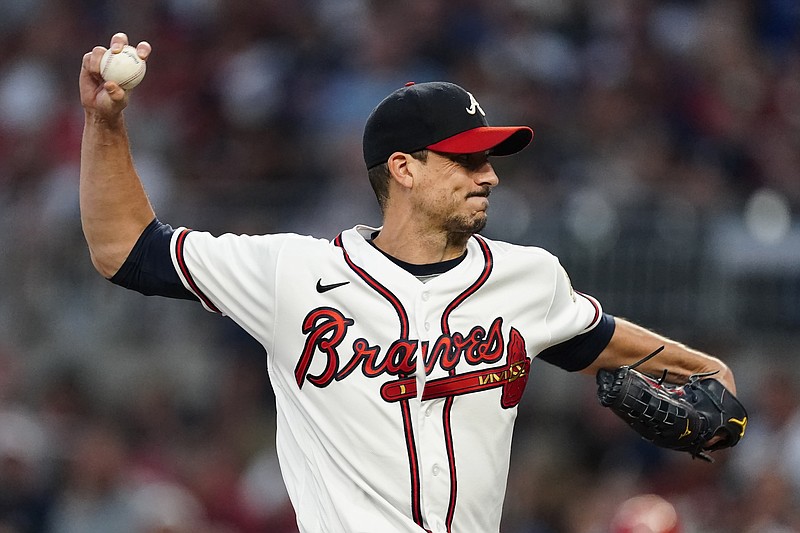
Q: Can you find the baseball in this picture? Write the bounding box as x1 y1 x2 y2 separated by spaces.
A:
100 45 146 90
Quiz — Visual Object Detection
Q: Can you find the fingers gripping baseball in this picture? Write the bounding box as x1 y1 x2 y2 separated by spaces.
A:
80 33 150 119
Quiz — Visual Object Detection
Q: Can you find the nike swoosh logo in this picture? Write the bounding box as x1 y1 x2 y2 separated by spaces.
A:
316 279 350 293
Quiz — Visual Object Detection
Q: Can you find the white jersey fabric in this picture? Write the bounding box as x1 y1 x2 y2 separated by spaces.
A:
170 225 603 533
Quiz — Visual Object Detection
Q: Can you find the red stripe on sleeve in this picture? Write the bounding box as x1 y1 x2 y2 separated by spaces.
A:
175 229 222 314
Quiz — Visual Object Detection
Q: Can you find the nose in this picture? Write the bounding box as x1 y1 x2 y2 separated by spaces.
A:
475 161 499 188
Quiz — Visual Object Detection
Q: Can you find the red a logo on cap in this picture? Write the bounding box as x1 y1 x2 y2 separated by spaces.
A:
465 91 485 116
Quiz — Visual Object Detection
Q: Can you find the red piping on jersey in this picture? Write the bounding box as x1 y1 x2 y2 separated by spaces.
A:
442 394 457 532
175 229 222 314
439 234 494 532
400 397 425 527
334 234 424 528
334 234 409 337
439 235 494 333
575 291 601 328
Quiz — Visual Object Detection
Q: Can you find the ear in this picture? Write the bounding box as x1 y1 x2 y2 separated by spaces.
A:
386 152 417 190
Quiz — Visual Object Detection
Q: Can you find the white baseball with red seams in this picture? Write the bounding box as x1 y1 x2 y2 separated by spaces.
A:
169 225 604 533
100 45 146 90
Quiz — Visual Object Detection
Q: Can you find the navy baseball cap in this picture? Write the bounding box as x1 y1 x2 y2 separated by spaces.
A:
363 81 533 169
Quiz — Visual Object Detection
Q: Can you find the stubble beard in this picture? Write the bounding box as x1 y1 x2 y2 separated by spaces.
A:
443 211 488 248
445 212 487 234
421 187 491 247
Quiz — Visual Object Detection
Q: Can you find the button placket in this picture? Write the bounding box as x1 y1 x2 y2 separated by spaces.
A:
414 286 452 529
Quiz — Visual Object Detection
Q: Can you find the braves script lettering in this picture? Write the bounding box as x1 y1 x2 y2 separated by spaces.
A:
294 307 511 393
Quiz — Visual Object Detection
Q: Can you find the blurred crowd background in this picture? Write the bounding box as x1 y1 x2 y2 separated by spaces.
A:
1 0 799 532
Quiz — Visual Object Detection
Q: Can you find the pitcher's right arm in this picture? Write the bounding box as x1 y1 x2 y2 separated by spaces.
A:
79 32 155 278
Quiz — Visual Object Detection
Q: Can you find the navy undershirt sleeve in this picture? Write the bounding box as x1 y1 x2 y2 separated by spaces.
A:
110 218 197 301
536 313 616 372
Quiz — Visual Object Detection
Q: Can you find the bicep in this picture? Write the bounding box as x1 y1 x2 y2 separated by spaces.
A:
110 218 197 301
537 313 615 371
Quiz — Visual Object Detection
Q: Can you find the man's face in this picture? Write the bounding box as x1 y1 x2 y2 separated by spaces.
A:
411 150 499 235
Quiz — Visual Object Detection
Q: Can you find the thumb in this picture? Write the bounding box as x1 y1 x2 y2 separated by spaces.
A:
104 81 128 102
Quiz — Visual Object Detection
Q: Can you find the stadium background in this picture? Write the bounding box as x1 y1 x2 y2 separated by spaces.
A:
0 0 798 531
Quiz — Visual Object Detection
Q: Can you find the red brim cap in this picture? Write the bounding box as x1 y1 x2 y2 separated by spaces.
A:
427 126 534 156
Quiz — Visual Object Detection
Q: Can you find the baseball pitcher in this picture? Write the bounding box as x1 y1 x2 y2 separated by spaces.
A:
79 34 746 533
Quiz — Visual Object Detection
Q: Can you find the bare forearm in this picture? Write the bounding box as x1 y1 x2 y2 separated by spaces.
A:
583 318 736 393
80 111 155 278
78 34 155 278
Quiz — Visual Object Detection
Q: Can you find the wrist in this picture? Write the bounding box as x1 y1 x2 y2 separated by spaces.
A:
85 109 124 129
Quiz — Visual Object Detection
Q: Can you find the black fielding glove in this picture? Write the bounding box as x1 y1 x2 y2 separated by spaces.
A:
596 347 747 462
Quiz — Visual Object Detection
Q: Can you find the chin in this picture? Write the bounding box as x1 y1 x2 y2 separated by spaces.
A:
446 214 487 235
471 215 488 233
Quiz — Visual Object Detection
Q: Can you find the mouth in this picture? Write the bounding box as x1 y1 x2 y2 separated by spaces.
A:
466 187 491 200
466 193 491 214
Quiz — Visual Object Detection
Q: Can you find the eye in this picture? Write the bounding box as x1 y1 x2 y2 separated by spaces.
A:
448 152 489 170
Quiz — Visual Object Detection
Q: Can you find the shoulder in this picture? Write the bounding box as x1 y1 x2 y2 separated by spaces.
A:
178 229 342 268
184 229 333 250
474 235 560 265
472 236 567 290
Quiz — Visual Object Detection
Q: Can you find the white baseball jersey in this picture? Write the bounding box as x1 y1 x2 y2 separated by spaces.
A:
169 224 604 533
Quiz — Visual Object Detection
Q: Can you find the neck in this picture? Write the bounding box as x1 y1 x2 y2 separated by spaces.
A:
372 219 470 264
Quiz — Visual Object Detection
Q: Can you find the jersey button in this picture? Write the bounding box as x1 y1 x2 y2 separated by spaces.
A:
432 464 440 476
425 405 433 417
424 322 430 331
421 291 430 301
